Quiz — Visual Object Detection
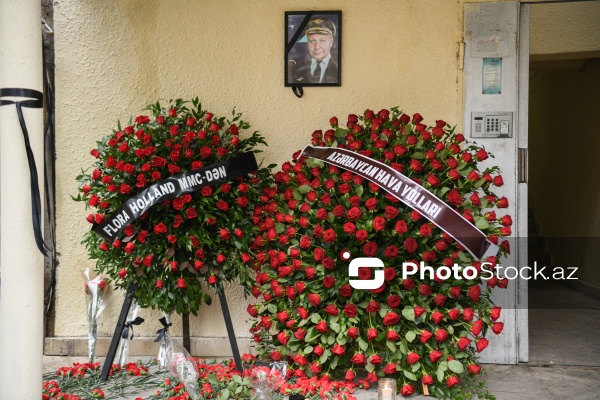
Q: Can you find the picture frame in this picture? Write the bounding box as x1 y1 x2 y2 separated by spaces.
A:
285 11 342 87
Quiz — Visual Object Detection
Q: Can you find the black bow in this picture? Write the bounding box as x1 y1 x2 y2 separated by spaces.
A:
121 316 144 340
154 316 172 342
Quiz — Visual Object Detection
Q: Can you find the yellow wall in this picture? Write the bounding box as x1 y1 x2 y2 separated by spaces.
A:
530 1 600 60
51 0 600 347
528 60 600 288
53 0 465 341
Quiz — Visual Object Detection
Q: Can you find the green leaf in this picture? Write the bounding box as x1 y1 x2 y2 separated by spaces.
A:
475 217 490 230
474 178 487 188
219 388 230 399
405 331 416 343
402 308 415 322
448 360 464 374
386 340 397 352
411 361 421 372
412 152 425 160
298 185 311 194
436 368 445 383
403 370 417 381
275 223 285 234
208 374 220 385
320 353 329 364
457 251 470 263
358 339 368 352
366 363 375 373
330 322 342 334
399 341 408 355
354 185 364 197
267 304 277 314
303 345 314 355
310 313 321 324
232 374 243 384
330 356 339 370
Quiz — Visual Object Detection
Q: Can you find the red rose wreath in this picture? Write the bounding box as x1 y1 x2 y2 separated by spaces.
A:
75 99 274 314
247 108 510 399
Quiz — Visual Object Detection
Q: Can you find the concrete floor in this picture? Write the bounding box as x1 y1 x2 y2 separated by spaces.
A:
43 282 600 399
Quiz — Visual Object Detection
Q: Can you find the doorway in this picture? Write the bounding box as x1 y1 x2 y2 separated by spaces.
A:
527 0 600 367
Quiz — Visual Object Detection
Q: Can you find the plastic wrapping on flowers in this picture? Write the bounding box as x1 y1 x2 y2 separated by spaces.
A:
75 98 275 315
246 108 510 399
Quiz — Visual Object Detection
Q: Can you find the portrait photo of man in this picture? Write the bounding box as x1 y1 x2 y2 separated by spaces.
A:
285 12 341 87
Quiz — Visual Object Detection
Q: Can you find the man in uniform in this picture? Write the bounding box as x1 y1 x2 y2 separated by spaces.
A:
291 17 339 84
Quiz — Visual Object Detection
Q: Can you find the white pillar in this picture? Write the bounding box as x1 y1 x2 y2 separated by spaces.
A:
0 0 45 398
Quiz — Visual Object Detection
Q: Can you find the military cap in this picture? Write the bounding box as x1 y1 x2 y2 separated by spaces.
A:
305 17 336 37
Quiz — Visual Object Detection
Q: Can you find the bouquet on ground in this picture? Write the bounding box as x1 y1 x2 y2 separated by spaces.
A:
75 98 275 314
247 108 510 399
84 267 109 362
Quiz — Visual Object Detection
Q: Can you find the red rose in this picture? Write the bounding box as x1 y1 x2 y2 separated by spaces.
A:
419 284 432 296
185 208 197 219
431 310 444 324
387 294 401 308
332 344 345 356
313 345 324 356
299 236 311 249
419 223 432 237
492 322 504 334
308 293 321 307
366 300 380 313
383 363 397 375
429 350 443 363
447 189 463 206
344 303 358 317
467 285 481 301
404 237 418 253
387 329 401 341
407 352 421 365
363 242 378 257
350 353 367 365
372 216 386 231
347 207 362 221
468 364 482 375
383 312 400 326
490 306 501 321
347 327 359 339
420 329 433 343
463 307 474 321
446 375 460 388
323 228 337 243
367 328 378 341
435 328 448 342
457 337 472 351
476 338 489 352
277 332 289 345
355 229 369 242
395 220 408 234
448 308 460 320
339 284 353 297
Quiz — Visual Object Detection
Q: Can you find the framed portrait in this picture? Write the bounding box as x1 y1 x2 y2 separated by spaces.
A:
285 11 342 87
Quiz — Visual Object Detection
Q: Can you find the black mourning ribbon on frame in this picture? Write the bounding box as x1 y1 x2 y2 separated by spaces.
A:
154 317 172 342
122 316 144 340
0 88 49 256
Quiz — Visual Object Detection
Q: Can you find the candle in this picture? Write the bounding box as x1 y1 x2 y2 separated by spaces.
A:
378 378 397 400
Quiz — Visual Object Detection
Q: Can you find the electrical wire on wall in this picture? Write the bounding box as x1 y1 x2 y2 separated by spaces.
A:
42 13 58 318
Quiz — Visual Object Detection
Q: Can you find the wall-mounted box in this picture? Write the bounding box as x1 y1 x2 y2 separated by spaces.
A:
471 111 513 138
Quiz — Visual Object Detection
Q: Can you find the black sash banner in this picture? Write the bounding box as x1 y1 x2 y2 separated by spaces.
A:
92 152 258 241
301 145 498 260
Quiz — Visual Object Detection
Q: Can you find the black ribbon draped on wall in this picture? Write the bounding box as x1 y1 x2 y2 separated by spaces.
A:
0 88 49 256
